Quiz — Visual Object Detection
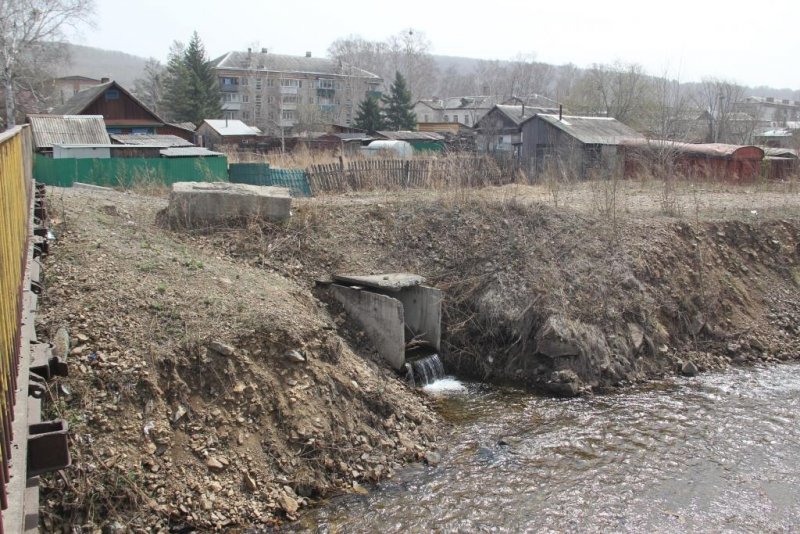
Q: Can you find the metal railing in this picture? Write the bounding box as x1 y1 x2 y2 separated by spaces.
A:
0 125 33 530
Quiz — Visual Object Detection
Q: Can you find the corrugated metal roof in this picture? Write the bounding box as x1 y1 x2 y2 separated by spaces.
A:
376 131 444 141
110 134 193 147
201 119 262 136
761 147 798 159
622 139 764 158
534 114 644 144
28 114 110 149
214 51 381 80
170 122 196 132
160 147 223 157
417 95 498 111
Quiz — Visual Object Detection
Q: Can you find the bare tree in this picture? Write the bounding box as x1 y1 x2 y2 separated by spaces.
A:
694 78 753 143
0 0 94 128
132 58 164 116
568 61 651 126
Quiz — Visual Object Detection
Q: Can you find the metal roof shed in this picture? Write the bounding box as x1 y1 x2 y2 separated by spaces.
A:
27 115 110 151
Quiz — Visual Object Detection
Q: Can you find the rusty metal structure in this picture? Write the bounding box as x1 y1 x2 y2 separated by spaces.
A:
0 125 70 532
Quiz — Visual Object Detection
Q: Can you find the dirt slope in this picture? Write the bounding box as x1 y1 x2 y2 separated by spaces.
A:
37 188 438 532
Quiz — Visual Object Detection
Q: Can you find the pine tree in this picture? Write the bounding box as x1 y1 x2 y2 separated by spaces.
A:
162 32 222 124
382 71 417 131
353 95 385 132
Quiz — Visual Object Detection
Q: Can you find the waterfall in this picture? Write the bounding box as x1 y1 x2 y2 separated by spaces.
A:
405 363 416 388
410 354 445 386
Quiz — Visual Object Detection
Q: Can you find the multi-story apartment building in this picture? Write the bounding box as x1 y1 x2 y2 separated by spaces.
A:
213 49 382 136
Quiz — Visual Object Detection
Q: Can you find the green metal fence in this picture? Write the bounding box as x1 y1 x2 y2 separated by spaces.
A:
228 163 312 197
32 155 228 188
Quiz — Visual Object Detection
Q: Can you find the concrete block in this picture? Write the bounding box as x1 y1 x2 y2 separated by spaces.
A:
166 181 291 227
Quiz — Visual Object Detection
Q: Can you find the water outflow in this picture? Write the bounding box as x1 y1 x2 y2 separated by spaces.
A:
409 354 445 386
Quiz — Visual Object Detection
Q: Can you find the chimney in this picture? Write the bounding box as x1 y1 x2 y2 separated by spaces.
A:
305 51 312 58
100 77 110 83
559 104 563 121
247 47 252 55
261 47 268 54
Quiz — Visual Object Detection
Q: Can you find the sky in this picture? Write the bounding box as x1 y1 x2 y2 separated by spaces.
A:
71 0 800 89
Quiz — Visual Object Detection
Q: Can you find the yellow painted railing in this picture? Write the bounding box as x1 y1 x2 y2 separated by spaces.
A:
0 125 33 512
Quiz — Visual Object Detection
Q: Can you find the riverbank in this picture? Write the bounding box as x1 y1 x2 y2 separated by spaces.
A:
36 180 800 530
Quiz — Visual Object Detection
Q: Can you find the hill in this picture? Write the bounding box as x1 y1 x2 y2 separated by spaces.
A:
57 43 151 87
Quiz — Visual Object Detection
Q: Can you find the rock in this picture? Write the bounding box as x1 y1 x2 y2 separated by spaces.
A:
498 437 520 447
627 323 644 352
681 361 699 377
51 327 70 359
351 481 369 495
206 457 224 470
243 472 258 492
172 405 188 423
208 341 235 357
535 316 581 358
277 492 298 514
75 333 90 343
102 520 127 534
424 451 441 466
284 349 306 363
545 369 582 397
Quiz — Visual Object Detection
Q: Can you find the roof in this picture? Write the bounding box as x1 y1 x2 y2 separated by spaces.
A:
622 139 764 159
416 95 498 111
756 129 793 137
159 147 223 157
376 131 444 141
532 114 644 144
110 134 193 147
491 105 550 126
27 114 110 149
332 133 374 141
51 80 166 126
56 75 102 83
200 119 263 136
170 122 197 132
761 147 798 159
51 81 114 115
213 51 381 80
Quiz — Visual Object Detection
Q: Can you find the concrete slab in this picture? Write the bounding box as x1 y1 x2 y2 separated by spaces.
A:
166 181 291 227
330 284 406 369
333 273 425 292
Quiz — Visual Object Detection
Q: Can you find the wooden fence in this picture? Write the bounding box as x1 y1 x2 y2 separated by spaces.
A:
305 156 510 194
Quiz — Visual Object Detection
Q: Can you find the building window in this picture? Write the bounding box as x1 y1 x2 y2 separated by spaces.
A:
424 114 429 122
282 95 298 104
318 79 335 89
267 96 274 103
241 77 249 86
220 77 239 87
255 78 262 90
241 111 249 120
444 115 449 122
268 111 275 120
105 89 120 100
255 95 262 103
280 79 299 87
242 94 249 103
281 110 296 120
465 115 470 125
267 78 273 87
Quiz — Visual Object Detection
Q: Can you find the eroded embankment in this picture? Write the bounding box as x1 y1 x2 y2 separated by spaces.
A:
204 194 800 396
37 189 438 532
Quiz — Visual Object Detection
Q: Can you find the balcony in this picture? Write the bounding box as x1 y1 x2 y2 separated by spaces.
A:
222 102 241 111
278 118 296 128
281 102 297 110
317 88 335 98
319 104 336 113
280 86 298 95
366 90 382 99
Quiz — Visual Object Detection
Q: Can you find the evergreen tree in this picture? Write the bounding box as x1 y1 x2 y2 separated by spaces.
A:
162 32 222 124
353 95 385 132
381 71 417 130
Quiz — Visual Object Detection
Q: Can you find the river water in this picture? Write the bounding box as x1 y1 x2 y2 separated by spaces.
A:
292 363 800 533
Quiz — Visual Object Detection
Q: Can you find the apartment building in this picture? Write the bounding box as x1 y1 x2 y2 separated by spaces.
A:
213 49 382 135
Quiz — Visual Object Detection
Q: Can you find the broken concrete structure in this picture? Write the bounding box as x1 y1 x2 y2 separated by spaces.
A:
330 273 442 370
165 181 291 227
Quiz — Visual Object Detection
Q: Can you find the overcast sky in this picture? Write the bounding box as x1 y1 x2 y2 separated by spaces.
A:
76 0 800 89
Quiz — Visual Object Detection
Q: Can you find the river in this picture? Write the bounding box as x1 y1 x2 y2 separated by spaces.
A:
291 363 800 533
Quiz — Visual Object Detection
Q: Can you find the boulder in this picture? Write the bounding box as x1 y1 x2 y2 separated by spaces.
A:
164 182 291 228
681 361 699 377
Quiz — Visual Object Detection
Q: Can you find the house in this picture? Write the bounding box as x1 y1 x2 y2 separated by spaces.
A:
308 132 374 154
520 114 644 178
736 96 800 124
53 75 103 105
413 96 498 127
27 114 110 155
195 119 263 151
621 139 765 183
474 105 550 156
212 49 382 135
753 128 795 149
51 80 194 141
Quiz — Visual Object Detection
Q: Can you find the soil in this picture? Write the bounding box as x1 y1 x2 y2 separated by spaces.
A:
36 188 439 532
36 180 800 531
